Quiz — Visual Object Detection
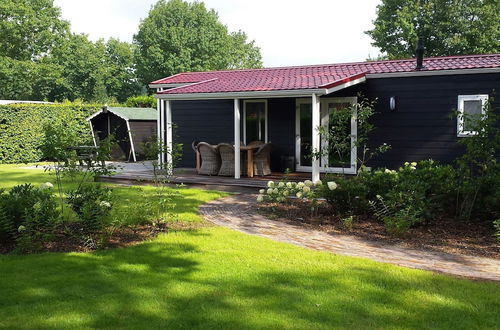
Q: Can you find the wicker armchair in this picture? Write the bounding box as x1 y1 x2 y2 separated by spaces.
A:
253 143 272 176
217 143 246 176
196 142 220 175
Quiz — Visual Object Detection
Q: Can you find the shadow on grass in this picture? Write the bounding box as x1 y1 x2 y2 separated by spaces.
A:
1 227 499 329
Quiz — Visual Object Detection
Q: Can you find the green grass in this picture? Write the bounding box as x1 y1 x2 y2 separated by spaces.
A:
0 163 226 224
0 164 499 329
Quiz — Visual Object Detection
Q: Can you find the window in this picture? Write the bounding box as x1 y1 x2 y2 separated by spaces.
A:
243 100 267 144
457 94 488 137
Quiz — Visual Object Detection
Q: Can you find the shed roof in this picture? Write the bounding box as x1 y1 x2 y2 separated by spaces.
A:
151 53 500 96
87 107 157 121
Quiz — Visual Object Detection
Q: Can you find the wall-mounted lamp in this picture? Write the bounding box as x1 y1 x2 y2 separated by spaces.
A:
389 96 396 111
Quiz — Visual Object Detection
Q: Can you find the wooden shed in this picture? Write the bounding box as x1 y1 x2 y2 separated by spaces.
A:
87 106 157 162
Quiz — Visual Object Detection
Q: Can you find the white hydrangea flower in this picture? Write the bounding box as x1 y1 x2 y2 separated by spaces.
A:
384 168 391 173
327 182 337 191
404 162 410 166
304 180 313 187
256 195 264 202
410 166 416 170
297 182 305 188
282 190 289 196
40 182 53 190
296 192 303 198
267 188 273 195
278 182 285 187
259 189 265 194
286 182 293 188
18 225 26 232
273 188 279 194
411 162 417 167
314 180 322 186
303 186 311 193
267 181 275 188
99 201 111 208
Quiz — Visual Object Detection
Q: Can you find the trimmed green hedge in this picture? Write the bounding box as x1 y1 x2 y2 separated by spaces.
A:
0 103 102 163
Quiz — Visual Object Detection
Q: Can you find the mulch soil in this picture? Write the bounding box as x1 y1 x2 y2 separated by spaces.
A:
258 200 499 259
0 221 209 255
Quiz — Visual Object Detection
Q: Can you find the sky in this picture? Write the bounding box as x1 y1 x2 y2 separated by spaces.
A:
53 0 382 67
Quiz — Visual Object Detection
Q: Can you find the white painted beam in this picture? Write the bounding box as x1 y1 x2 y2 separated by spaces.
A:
234 99 241 179
156 88 162 164
165 100 173 173
311 93 321 182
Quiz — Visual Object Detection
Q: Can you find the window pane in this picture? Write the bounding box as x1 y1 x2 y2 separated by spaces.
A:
463 100 482 131
326 103 351 167
299 103 312 166
245 102 265 143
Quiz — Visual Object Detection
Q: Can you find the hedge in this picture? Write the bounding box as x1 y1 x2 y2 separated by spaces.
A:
0 103 102 163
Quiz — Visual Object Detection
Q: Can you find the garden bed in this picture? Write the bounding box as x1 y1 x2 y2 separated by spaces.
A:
0 221 210 254
258 200 500 259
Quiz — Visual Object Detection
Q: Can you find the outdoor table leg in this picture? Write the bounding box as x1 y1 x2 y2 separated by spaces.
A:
247 149 254 177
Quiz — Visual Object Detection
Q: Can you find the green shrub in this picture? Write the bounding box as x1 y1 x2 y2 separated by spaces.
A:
125 95 156 108
0 103 101 163
66 184 113 234
0 183 60 252
316 175 367 215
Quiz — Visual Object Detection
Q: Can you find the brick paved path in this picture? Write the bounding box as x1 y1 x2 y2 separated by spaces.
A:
199 194 500 281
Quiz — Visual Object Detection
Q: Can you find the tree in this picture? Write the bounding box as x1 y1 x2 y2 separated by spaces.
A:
366 0 500 59
134 0 262 86
104 39 142 102
0 0 69 61
46 33 108 102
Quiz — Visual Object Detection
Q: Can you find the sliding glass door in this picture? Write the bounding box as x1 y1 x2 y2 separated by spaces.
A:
295 97 357 174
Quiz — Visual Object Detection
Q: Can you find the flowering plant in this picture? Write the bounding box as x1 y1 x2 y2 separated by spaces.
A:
257 179 335 203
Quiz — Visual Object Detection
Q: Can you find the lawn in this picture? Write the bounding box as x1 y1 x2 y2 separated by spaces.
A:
0 164 499 329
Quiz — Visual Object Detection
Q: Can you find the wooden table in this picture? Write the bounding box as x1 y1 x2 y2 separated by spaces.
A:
240 145 260 178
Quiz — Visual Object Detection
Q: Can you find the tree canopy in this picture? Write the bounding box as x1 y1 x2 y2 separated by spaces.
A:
1 0 262 101
0 0 69 61
134 0 262 86
366 0 500 59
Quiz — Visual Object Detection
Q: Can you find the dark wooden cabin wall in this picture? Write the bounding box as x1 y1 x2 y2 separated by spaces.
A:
363 73 499 169
171 100 234 168
128 121 157 160
267 98 296 171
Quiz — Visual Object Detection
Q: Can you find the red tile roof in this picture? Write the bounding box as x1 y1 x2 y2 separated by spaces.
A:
152 54 500 95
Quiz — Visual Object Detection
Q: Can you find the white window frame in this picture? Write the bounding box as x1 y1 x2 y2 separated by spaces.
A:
295 97 357 174
243 99 268 144
457 94 488 137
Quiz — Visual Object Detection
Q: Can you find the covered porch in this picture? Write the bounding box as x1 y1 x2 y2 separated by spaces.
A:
99 161 312 191
154 73 366 182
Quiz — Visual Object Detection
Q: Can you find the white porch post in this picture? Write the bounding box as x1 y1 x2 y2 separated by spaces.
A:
234 98 241 179
311 93 321 182
159 99 165 164
156 88 163 164
165 100 173 173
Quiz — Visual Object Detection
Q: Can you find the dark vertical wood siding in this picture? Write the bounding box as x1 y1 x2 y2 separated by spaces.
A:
171 100 234 168
361 73 499 169
267 98 296 171
128 121 157 160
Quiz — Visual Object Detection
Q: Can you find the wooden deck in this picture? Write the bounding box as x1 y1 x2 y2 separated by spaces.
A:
99 162 311 192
